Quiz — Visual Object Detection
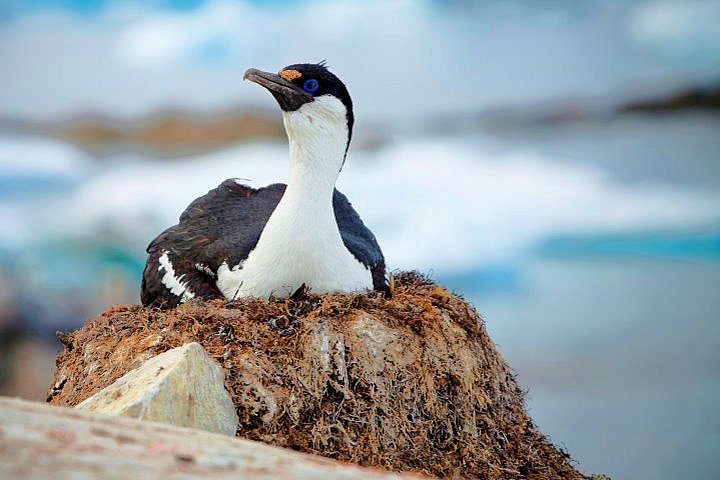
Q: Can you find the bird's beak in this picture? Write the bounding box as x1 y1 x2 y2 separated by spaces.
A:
243 68 313 111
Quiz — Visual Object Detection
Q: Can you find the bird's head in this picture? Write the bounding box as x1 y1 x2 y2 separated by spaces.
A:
244 62 354 162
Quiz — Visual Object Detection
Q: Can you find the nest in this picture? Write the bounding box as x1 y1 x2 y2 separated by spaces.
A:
48 272 583 479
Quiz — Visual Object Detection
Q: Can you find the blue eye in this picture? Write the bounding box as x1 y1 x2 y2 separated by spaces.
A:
302 78 319 93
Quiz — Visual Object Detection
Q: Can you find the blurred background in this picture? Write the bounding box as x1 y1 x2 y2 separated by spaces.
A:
0 0 718 477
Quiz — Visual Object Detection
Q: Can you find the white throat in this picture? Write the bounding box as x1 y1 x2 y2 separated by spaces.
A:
282 95 349 208
216 96 372 299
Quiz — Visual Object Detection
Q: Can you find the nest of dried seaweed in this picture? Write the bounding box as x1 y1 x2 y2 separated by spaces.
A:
48 272 583 479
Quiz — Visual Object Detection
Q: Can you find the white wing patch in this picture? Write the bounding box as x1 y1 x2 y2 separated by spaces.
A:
195 263 216 277
158 251 195 302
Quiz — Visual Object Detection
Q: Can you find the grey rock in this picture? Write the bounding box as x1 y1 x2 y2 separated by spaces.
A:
76 342 238 436
0 397 428 480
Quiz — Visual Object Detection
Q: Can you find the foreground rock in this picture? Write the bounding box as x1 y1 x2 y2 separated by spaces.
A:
76 342 238 436
0 397 422 480
48 272 585 479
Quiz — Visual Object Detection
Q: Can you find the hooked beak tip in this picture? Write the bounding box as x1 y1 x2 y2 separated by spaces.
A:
243 68 259 82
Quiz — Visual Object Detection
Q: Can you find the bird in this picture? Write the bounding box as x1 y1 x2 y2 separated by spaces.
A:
141 62 389 308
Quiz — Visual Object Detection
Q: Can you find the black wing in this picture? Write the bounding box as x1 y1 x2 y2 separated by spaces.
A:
333 190 390 295
141 179 389 308
141 179 285 308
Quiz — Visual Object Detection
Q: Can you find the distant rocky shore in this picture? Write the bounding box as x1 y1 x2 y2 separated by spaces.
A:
2 82 717 160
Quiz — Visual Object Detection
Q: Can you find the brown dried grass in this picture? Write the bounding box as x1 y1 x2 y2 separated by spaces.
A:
48 272 584 479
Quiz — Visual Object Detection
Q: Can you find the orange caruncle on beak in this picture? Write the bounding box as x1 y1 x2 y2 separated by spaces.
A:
279 69 302 81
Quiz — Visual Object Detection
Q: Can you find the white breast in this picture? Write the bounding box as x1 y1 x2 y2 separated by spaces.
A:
215 191 373 299
215 227 372 299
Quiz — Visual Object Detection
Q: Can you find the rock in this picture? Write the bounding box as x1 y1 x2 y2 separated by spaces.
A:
48 272 586 479
0 397 424 480
76 342 238 436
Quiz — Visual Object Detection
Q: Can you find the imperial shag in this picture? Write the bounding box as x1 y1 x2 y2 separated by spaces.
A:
141 63 389 308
